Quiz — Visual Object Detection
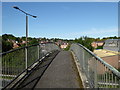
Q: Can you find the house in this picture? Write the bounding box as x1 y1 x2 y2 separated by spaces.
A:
22 40 26 44
60 43 68 49
13 43 19 48
91 41 104 48
103 39 120 51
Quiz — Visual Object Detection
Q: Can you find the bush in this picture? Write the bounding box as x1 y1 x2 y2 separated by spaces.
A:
96 46 103 49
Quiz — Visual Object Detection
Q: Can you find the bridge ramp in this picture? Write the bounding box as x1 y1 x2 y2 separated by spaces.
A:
35 51 82 88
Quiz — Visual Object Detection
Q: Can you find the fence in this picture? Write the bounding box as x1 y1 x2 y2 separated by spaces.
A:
0 43 60 88
70 43 120 88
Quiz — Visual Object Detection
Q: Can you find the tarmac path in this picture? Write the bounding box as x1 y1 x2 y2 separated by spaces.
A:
35 51 81 88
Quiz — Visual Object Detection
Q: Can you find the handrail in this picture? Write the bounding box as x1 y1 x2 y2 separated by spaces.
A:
1 43 60 88
77 43 120 78
70 43 120 88
1 42 59 55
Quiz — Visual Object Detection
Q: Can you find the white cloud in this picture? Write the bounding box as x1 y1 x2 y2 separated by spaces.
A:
32 27 118 39
1 0 120 2
63 27 118 39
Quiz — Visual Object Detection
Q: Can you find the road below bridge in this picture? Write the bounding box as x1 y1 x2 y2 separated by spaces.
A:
35 51 82 88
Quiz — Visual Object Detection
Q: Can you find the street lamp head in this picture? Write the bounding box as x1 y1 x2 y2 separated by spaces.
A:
33 16 37 18
13 6 19 10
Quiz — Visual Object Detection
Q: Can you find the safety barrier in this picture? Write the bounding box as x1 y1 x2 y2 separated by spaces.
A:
70 43 120 88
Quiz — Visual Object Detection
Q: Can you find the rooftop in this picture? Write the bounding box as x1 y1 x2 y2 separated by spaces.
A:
94 49 120 57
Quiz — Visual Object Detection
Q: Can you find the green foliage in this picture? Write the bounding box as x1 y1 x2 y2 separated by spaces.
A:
2 34 119 53
21 37 26 41
28 38 39 45
2 34 16 41
96 46 103 49
2 46 39 75
64 44 70 51
73 36 94 51
2 40 13 52
2 49 26 74
16 37 22 43
2 34 15 52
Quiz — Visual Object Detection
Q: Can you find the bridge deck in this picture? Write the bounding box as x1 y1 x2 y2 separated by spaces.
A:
9 51 83 89
35 51 82 88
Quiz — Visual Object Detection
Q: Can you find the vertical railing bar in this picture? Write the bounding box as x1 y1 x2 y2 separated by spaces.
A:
102 64 105 88
38 45 39 60
103 65 105 88
39 45 41 59
105 66 106 88
108 69 110 88
25 47 28 69
105 65 107 88
3 56 5 87
2 57 3 87
5 56 7 87
2 56 5 87
98 61 100 87
111 73 114 88
100 62 102 88
102 64 104 88
88 54 90 83
98 61 100 88
101 63 103 88
101 62 103 88
24 48 26 71
114 76 117 88
94 58 97 88
5 56 6 87
118 79 120 88
17 50 18 75
9 54 12 78
96 59 98 88
9 54 10 81
11 55 13 82
83 49 84 71
106 68 108 88
12 54 13 78
7 55 8 83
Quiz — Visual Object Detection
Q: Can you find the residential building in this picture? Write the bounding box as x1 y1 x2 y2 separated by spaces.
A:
91 41 104 48
60 43 68 49
103 39 120 51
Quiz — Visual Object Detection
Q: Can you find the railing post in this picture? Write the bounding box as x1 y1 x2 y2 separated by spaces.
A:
38 44 40 59
0 55 2 88
25 15 28 69
83 49 85 71
25 47 28 69
94 58 98 88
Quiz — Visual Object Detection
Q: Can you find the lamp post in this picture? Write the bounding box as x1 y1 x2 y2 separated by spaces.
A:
13 6 37 69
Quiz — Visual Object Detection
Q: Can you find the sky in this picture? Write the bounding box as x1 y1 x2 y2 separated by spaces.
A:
1 0 120 2
2 2 118 39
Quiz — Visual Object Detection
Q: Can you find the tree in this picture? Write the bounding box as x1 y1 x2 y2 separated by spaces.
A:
28 38 39 45
73 36 94 51
2 34 16 41
2 40 13 52
16 37 22 43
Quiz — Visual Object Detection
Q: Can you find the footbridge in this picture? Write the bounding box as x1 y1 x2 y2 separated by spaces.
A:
0 43 120 89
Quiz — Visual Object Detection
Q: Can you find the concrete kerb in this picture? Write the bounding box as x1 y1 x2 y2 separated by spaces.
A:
71 51 89 88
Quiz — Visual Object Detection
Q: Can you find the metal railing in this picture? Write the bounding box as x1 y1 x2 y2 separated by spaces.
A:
70 43 120 88
0 43 60 88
